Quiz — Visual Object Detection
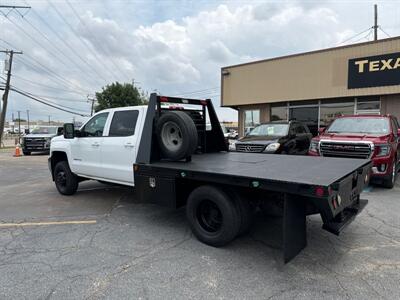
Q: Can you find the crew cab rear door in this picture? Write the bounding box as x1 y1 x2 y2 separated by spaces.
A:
100 108 143 185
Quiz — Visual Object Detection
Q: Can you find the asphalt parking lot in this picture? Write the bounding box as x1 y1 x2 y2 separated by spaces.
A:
0 151 399 299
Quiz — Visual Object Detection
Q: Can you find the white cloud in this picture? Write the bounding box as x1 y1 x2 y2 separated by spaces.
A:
1 0 399 122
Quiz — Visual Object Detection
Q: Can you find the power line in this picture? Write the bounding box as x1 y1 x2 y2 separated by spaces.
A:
66 0 131 81
14 55 91 95
351 28 373 44
11 74 87 96
337 27 373 46
11 85 88 111
0 38 91 94
379 26 391 38
23 2 108 85
10 86 90 116
48 0 121 81
46 0 117 83
171 86 220 97
20 14 105 87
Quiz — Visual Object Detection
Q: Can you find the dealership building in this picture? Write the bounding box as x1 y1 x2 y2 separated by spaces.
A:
221 36 400 136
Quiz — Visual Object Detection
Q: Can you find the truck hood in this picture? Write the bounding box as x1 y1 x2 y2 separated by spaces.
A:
24 133 56 138
318 133 390 143
51 135 64 142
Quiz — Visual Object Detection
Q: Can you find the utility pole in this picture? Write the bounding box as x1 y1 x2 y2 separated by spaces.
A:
87 95 96 116
26 110 30 132
48 115 51 125
0 49 23 147
17 110 21 144
373 4 378 41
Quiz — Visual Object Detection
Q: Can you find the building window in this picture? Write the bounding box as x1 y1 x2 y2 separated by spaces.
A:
270 103 287 121
356 96 380 114
320 100 355 128
243 109 260 135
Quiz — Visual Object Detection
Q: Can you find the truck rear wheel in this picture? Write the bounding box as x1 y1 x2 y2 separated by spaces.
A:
54 161 79 195
156 111 198 161
186 186 240 247
230 191 254 235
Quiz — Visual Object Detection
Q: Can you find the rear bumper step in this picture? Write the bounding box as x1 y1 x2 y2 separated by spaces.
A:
322 199 368 235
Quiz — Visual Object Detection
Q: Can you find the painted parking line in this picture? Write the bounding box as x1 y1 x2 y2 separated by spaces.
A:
0 220 97 228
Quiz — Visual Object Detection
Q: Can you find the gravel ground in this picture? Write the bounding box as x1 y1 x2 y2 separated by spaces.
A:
0 151 399 299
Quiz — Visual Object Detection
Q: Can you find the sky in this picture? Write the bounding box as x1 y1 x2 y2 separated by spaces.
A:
1 0 400 124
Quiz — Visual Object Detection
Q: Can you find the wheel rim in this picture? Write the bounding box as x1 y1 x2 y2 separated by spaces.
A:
161 121 183 152
56 170 67 187
196 200 223 233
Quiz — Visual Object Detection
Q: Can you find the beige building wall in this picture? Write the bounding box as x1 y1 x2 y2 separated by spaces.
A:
222 37 400 107
381 94 400 117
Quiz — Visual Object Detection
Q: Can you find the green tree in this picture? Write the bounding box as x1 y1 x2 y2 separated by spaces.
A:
94 82 148 112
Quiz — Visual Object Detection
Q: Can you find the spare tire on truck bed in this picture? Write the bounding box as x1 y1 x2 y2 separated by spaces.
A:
156 111 198 161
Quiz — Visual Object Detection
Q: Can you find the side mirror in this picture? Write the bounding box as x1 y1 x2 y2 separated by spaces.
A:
318 127 326 135
63 123 75 139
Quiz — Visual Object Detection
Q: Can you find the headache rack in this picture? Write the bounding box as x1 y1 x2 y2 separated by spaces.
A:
136 94 228 164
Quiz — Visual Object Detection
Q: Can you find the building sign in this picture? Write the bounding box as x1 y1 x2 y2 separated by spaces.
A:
348 52 400 89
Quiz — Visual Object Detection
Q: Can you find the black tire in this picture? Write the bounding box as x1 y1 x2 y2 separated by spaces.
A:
54 161 79 195
382 161 397 189
230 191 253 235
156 111 198 161
23 151 31 156
186 185 240 247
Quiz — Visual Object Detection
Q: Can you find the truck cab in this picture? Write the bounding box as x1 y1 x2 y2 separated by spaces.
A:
309 115 400 188
50 106 147 186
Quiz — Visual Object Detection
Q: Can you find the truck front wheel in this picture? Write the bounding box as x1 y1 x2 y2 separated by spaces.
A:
382 161 397 189
54 161 79 195
186 185 240 247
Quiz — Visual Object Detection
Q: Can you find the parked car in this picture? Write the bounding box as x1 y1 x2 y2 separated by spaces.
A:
234 121 312 154
309 115 400 188
21 126 63 155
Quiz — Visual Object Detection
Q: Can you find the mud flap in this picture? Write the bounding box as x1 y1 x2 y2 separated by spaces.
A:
282 194 307 263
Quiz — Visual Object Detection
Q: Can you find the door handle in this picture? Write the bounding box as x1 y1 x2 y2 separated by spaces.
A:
91 142 100 147
124 143 134 148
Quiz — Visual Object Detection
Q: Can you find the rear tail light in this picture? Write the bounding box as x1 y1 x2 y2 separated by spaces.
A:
315 186 325 197
160 96 169 102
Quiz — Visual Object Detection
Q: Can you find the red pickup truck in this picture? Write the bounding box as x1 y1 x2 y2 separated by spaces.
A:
309 115 400 188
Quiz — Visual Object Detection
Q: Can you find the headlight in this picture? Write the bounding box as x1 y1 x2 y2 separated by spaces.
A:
376 144 390 157
309 140 319 152
264 143 280 152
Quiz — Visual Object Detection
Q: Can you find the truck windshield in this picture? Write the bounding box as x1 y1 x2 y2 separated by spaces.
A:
31 127 57 135
327 118 390 135
248 124 289 136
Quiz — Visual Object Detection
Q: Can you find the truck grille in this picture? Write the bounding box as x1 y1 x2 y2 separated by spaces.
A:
236 144 266 153
320 141 372 159
24 138 47 150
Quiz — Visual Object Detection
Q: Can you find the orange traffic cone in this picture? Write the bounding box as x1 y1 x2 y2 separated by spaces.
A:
13 144 22 157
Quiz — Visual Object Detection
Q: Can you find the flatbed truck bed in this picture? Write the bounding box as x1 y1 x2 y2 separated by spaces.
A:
134 94 371 263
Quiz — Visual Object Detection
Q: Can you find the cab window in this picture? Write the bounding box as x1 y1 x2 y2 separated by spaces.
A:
81 113 109 137
108 110 139 137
